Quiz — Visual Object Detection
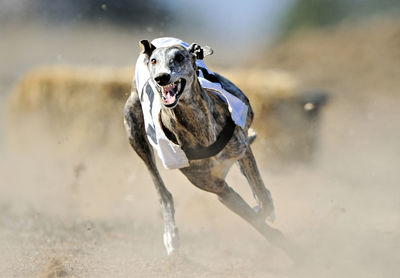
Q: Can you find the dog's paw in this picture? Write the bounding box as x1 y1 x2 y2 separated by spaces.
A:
253 204 276 223
163 227 180 256
266 209 276 223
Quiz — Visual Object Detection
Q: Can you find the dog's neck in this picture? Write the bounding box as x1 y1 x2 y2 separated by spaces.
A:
160 79 228 148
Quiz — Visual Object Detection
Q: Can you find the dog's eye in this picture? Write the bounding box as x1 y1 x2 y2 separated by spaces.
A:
151 58 157 65
175 53 184 63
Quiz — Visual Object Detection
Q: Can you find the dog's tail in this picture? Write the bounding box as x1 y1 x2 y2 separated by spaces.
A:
248 128 257 145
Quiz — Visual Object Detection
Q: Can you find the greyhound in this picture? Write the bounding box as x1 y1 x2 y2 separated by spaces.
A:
124 38 292 256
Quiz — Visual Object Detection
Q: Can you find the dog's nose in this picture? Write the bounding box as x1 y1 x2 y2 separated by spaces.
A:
154 73 171 86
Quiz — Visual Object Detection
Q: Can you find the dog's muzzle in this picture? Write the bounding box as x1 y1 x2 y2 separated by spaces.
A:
157 78 186 108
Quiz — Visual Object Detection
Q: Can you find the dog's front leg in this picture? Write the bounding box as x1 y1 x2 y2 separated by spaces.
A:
124 93 179 255
148 167 179 256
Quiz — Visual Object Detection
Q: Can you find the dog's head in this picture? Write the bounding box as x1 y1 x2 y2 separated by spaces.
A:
139 40 213 109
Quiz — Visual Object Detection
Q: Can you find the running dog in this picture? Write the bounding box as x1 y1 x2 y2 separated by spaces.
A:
124 38 291 256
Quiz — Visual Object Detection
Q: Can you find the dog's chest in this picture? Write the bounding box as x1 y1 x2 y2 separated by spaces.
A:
203 128 249 179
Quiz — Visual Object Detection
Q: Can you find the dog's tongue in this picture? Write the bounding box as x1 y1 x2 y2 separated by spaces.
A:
165 92 175 104
163 88 176 104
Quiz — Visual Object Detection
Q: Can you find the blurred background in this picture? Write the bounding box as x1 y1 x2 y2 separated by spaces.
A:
1 1 399 277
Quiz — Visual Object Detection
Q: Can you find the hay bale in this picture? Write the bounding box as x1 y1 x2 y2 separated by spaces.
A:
5 66 132 155
5 66 325 162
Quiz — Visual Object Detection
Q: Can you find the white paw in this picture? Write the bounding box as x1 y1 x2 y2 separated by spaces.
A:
253 205 275 223
163 228 179 256
266 209 276 223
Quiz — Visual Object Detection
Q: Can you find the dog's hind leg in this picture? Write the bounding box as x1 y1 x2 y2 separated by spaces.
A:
217 184 297 258
191 176 291 255
181 169 293 256
238 147 275 222
124 93 179 256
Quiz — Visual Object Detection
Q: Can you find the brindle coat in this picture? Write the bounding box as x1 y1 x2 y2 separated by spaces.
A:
124 40 292 256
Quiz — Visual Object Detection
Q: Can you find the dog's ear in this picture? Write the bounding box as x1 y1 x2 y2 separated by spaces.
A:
139 40 156 57
188 43 213 60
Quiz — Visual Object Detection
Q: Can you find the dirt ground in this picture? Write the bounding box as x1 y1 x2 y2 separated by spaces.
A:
1 21 400 277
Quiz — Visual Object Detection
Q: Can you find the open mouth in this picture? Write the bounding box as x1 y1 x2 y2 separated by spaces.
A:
157 78 186 108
